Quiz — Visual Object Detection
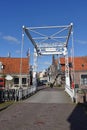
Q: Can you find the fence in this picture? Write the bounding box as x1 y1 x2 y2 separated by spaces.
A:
76 89 87 103
0 86 36 102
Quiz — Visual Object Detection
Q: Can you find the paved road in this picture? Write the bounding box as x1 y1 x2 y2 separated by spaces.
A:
24 87 72 103
0 87 87 130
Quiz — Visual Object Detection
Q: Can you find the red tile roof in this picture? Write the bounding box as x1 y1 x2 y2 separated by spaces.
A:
73 56 87 71
55 56 87 71
0 57 29 74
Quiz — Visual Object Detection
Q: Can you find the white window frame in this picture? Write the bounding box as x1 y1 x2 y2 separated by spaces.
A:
22 78 27 85
81 74 87 85
14 77 19 85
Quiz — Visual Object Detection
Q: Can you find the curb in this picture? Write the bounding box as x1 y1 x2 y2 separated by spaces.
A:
0 103 13 112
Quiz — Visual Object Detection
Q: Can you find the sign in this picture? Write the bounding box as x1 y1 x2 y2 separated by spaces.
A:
45 48 56 52
5 75 13 80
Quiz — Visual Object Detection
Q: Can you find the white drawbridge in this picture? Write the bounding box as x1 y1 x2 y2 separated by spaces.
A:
22 23 75 101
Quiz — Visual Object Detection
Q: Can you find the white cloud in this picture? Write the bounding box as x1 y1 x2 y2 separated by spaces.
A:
3 35 20 44
76 40 87 44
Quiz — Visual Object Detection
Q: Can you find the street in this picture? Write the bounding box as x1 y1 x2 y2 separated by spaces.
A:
0 87 87 130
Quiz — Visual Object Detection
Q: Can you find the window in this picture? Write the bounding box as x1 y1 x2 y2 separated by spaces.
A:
14 78 19 84
22 78 26 84
81 75 87 85
0 79 3 82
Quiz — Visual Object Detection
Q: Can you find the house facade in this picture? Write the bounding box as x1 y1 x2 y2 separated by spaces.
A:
0 57 30 89
73 57 87 89
51 56 87 89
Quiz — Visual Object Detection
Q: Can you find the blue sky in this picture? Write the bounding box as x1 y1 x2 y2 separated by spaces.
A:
0 0 87 71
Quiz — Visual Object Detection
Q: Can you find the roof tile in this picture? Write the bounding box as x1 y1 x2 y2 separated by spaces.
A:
0 57 29 74
55 56 87 71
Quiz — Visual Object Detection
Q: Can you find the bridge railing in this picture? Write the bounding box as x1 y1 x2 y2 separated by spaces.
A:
0 86 37 102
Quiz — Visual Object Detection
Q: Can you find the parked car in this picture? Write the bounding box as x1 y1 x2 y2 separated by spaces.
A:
38 80 48 86
41 80 48 85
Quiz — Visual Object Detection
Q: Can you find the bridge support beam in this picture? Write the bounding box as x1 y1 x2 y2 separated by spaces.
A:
64 47 74 101
32 48 38 92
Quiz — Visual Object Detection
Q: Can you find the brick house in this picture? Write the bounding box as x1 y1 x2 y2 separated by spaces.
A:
72 57 87 89
0 57 30 89
52 56 87 89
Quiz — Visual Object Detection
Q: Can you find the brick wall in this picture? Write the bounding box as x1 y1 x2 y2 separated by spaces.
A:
75 71 87 89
